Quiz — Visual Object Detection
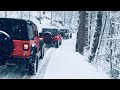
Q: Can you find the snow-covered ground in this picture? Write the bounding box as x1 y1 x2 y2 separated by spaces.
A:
0 33 110 79
0 11 110 79
43 33 109 79
0 46 54 79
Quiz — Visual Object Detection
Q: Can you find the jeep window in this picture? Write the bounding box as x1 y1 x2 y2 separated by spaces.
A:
58 30 61 35
33 24 38 37
39 32 43 37
36 28 39 37
35 26 39 37
65 30 68 33
27 24 34 40
42 28 58 36
61 29 66 33
35 25 38 37
0 18 29 40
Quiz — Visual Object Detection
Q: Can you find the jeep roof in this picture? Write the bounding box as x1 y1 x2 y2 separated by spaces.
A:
60 29 71 33
42 28 59 36
0 18 36 40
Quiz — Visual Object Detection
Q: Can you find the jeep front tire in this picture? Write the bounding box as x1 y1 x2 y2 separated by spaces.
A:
28 50 38 75
59 40 62 45
40 47 44 59
55 41 59 48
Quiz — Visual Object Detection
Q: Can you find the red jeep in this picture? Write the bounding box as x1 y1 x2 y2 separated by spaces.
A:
42 28 62 48
0 18 44 75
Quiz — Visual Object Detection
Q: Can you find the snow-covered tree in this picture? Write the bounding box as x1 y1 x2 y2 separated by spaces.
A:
89 11 103 62
76 11 86 54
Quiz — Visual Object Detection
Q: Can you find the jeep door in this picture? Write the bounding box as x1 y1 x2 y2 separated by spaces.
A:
32 24 40 52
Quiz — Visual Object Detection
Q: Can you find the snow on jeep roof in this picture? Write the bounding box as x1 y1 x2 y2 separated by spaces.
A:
42 26 59 30
0 18 29 40
0 17 42 31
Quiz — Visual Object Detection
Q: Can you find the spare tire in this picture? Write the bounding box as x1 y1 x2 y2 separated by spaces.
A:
0 31 13 62
43 32 52 44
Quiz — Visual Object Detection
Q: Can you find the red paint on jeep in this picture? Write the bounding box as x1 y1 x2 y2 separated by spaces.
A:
52 35 61 41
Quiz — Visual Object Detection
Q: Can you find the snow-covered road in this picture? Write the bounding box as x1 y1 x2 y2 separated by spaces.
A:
43 33 109 79
0 46 56 79
0 33 109 79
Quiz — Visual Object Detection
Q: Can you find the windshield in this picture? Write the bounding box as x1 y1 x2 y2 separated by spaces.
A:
42 28 58 36
0 18 29 40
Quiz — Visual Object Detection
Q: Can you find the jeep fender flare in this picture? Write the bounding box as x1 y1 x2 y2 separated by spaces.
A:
31 43 37 55
29 44 37 63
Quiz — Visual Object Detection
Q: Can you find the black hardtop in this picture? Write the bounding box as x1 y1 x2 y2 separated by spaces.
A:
0 18 36 40
0 18 31 23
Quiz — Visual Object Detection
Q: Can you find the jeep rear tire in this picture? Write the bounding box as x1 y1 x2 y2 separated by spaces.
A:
70 34 72 38
67 36 69 39
40 47 44 59
59 40 62 45
28 51 38 75
55 41 59 48
0 31 13 63
44 32 52 44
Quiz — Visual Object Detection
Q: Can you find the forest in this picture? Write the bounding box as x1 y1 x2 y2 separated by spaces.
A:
76 11 120 79
0 11 119 79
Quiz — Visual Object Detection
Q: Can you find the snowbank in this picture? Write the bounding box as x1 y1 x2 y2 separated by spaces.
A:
43 33 109 79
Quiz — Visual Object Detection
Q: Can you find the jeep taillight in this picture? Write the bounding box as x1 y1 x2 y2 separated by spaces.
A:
23 44 29 50
55 36 59 39
39 38 43 40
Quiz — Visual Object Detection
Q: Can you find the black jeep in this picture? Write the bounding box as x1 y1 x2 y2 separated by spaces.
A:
60 29 72 39
42 28 62 48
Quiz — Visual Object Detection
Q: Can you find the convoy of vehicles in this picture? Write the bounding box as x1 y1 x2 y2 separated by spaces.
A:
0 17 72 75
60 29 72 39
42 28 62 48
0 18 44 75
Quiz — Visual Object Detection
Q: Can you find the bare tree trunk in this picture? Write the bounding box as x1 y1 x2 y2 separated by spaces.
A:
76 11 86 54
21 11 22 19
43 11 45 15
17 11 18 18
51 11 52 26
39 11 41 24
29 11 30 20
88 12 93 45
89 11 103 62
5 11 7 18
94 12 108 62
64 11 65 26
84 12 89 47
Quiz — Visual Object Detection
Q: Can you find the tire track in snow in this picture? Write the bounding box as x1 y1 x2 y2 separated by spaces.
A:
0 65 15 78
0 47 51 79
24 47 56 79
36 48 57 79
0 65 27 79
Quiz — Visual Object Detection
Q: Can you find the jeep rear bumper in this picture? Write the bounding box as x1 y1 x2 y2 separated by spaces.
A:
6 56 32 65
